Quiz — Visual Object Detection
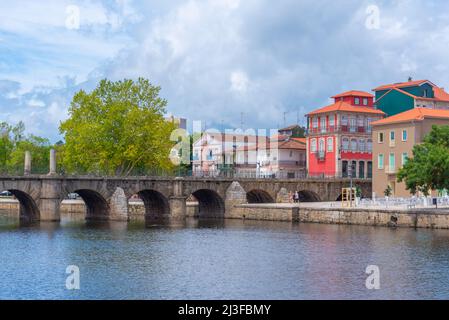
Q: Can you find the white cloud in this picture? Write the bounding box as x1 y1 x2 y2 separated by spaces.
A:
230 71 249 93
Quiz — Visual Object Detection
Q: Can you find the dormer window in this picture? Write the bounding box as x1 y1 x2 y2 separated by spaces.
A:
354 97 360 105
423 89 428 98
363 98 368 106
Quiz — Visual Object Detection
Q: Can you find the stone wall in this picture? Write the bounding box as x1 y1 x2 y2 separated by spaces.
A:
232 204 299 222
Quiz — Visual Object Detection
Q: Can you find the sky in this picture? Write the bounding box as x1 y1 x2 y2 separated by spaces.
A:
2 0 449 142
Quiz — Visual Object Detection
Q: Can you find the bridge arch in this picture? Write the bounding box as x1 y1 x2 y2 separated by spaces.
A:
137 189 170 220
298 190 321 202
191 189 225 218
246 189 275 203
6 189 40 221
73 189 109 220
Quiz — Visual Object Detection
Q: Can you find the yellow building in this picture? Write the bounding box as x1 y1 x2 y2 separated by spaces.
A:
371 108 449 197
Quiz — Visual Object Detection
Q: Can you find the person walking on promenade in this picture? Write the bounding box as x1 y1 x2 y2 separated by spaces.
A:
294 191 299 203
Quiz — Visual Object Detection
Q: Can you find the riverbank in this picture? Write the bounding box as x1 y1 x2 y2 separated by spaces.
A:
3 198 449 229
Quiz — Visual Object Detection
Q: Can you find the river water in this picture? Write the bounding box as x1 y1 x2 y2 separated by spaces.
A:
1 212 449 300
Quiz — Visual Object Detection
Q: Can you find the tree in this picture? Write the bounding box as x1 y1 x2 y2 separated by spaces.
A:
60 78 176 176
397 125 449 195
7 135 52 173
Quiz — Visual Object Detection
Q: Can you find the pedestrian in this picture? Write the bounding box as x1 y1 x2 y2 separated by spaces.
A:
294 191 299 203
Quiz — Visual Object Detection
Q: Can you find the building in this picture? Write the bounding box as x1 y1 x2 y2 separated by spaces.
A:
191 132 260 177
373 79 449 117
306 90 385 178
166 115 187 130
371 108 449 197
257 137 307 179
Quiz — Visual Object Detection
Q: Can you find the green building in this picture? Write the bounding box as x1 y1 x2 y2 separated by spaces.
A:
373 79 449 117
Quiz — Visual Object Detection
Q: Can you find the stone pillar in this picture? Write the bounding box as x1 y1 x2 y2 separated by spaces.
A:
39 179 62 221
169 177 186 220
108 187 129 221
225 181 247 218
48 149 56 175
24 151 31 175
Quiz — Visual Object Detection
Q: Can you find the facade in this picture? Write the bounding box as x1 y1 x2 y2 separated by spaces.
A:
192 132 259 177
257 137 307 179
306 91 385 179
371 108 449 197
373 79 449 117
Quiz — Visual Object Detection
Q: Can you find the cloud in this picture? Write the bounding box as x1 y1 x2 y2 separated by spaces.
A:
3 0 449 141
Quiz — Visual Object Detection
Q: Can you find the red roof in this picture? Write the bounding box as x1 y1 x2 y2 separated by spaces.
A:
306 101 385 116
433 87 449 101
371 107 449 126
291 137 306 144
331 90 373 98
373 80 434 91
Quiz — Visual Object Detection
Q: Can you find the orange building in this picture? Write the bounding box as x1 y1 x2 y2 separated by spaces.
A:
371 108 449 197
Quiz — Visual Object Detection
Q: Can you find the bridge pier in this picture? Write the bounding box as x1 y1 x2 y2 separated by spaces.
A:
39 179 62 222
108 187 129 221
169 196 187 220
225 181 247 219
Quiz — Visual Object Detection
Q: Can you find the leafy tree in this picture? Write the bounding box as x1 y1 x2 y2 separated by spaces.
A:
397 125 449 196
291 126 306 138
7 135 51 173
60 78 176 176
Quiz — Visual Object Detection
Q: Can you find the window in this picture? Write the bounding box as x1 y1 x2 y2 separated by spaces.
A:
366 118 372 133
402 153 408 166
355 97 360 105
319 138 325 152
311 139 317 152
367 139 373 152
327 137 333 152
402 130 407 141
341 115 348 126
289 150 293 157
312 117 318 128
320 117 326 133
349 117 356 132
390 131 395 141
359 139 365 152
378 132 384 143
350 139 357 152
329 115 335 127
363 98 368 106
378 154 384 169
389 153 395 170
423 89 428 98
342 137 349 151
357 116 364 127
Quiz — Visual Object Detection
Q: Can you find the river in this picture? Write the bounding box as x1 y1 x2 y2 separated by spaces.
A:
1 211 449 300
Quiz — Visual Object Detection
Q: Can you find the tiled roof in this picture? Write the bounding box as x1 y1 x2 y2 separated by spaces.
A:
373 80 434 91
331 90 373 98
433 87 449 101
306 101 385 116
371 107 449 126
291 137 306 144
278 124 300 131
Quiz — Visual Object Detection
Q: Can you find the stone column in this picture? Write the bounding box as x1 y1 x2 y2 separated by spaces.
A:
48 149 57 175
24 151 31 175
39 179 62 221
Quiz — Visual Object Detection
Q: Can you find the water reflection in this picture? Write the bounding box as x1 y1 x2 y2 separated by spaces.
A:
2 211 449 299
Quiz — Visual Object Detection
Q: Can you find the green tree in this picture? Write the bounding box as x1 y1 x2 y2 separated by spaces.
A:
60 78 176 176
384 185 393 197
397 125 449 195
7 135 52 174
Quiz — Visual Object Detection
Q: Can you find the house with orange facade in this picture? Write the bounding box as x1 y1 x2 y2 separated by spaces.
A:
306 90 385 179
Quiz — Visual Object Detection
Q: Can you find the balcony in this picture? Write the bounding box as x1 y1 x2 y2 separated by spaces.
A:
316 151 326 161
307 125 373 136
385 165 396 174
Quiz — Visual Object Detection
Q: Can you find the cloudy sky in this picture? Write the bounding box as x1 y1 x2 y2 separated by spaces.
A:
1 0 449 141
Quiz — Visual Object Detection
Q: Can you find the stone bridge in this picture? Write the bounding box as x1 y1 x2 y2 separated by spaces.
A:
0 176 371 222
